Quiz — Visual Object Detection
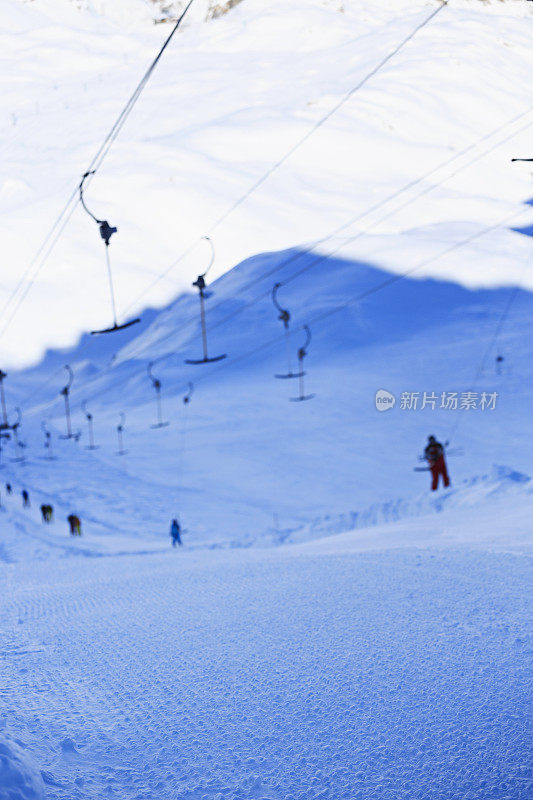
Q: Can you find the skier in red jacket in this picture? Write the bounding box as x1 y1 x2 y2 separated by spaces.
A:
424 435 450 491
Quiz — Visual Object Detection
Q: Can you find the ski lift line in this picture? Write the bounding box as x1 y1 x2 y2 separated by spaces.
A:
11 203 522 472
122 0 451 317
11 103 533 412
15 108 533 415
0 186 79 323
122 107 533 357
113 205 532 407
127 119 533 367
200 236 215 279
2 51 531 354
0 0 197 344
186 205 533 391
447 246 532 445
0 197 82 342
306 207 532 330
84 0 197 179
203 1 448 228
17 199 531 430
186 240 227 363
200 112 533 331
38 201 530 419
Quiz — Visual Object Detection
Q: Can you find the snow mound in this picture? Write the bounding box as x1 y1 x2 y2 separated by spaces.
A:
263 465 532 546
0 736 44 800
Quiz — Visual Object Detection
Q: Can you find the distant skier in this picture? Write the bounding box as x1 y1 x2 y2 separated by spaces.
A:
67 514 82 536
170 519 182 547
40 504 53 523
424 435 450 491
21 489 30 508
5 483 12 495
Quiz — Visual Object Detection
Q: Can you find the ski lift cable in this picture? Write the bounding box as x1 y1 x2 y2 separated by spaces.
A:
0 0 197 343
5 0 455 411
185 205 532 392
121 0 450 316
16 196 529 432
446 239 533 445
305 207 531 329
12 97 533 409
16 107 532 414
122 109 533 360
121 111 533 365
1 6 529 370
0 186 78 323
15 207 528 471
447 285 522 443
200 236 215 279
79 204 529 408
21 189 531 421
202 115 533 337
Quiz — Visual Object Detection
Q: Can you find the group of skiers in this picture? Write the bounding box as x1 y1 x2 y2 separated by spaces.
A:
6 480 183 545
4 483 82 536
4 438 448 551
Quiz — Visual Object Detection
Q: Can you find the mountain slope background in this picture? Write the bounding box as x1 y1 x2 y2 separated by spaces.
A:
1 0 531 366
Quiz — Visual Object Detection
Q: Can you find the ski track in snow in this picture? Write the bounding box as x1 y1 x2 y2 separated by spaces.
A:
1 546 532 800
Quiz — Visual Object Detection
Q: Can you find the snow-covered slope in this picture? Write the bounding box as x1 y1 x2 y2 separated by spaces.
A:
1 0 532 366
0 0 531 544
1 3 532 799
1 489 531 800
2 227 532 546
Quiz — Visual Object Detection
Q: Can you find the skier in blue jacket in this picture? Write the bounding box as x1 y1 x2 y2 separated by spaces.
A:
170 519 182 547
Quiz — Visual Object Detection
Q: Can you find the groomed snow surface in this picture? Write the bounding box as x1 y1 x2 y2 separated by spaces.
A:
1 492 532 800
1 0 533 798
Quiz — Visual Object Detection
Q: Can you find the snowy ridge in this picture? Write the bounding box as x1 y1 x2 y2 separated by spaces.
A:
266 465 532 547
